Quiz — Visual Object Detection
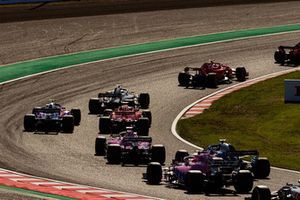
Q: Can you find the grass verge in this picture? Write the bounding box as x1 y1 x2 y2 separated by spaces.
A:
177 71 300 171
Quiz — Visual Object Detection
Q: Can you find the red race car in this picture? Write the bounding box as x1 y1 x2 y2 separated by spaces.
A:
274 42 300 65
178 61 248 88
99 105 151 136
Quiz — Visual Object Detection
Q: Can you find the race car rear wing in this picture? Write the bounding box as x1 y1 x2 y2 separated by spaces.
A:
98 93 120 98
32 108 60 114
122 136 152 143
278 45 295 49
229 150 259 156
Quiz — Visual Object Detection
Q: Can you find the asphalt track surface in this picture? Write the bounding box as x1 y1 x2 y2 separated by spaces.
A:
0 1 300 200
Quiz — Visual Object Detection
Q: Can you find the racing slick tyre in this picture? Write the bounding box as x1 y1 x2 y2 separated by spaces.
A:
142 110 152 126
146 162 162 185
174 149 189 162
206 73 217 88
251 157 270 179
236 67 247 82
139 93 150 109
251 185 271 200
88 98 101 114
106 144 121 164
32 107 42 114
192 74 206 88
274 50 286 64
103 109 112 116
185 170 204 193
99 116 111 134
95 136 106 156
290 52 300 64
136 117 149 136
24 114 36 132
178 72 191 86
62 115 74 133
151 144 166 164
233 170 253 193
71 108 81 126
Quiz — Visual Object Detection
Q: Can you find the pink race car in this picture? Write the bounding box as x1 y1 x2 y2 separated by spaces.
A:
145 140 270 194
95 128 165 166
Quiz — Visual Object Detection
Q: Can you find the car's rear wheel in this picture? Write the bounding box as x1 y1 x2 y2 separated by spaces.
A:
62 115 74 133
178 72 191 86
185 170 204 193
106 144 121 164
139 93 150 109
236 67 247 82
274 49 286 64
99 116 111 134
142 110 152 126
151 144 166 164
251 185 271 200
95 136 106 156
88 98 100 114
206 73 217 88
71 108 81 126
233 170 253 193
251 157 270 179
174 149 189 162
24 114 36 132
146 162 162 185
136 117 149 136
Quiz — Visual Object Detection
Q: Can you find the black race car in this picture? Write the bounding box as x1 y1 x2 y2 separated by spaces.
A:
88 85 150 114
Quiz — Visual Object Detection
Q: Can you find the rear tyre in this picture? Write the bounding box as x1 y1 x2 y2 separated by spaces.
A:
62 115 74 133
151 144 166 164
251 185 271 200
99 116 111 134
174 149 189 162
88 98 100 114
178 72 191 86
24 114 36 132
136 117 149 136
103 109 112 116
71 108 81 126
236 67 247 82
185 170 204 193
142 110 152 126
233 170 253 193
251 157 270 179
274 50 286 64
95 136 106 156
146 162 162 185
139 93 150 109
106 144 121 164
206 73 217 88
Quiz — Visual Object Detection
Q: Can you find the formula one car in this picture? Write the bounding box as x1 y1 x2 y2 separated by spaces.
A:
178 61 248 88
23 101 81 133
99 105 152 136
206 139 270 179
95 128 165 165
89 85 150 114
145 140 269 194
246 180 300 200
274 42 300 64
